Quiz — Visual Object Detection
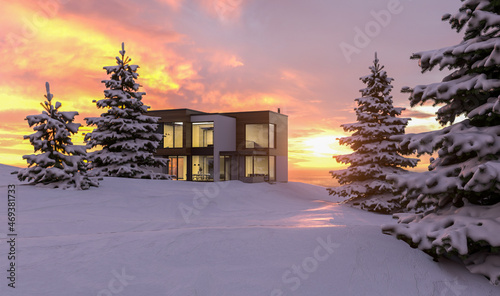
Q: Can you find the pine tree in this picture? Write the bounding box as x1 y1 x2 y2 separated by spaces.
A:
17 82 98 190
328 53 419 214
85 43 170 179
382 0 500 284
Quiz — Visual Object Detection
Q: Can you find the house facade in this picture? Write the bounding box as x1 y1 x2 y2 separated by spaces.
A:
148 109 288 183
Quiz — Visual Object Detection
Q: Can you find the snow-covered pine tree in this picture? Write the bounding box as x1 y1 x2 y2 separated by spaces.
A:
382 0 500 284
85 43 170 179
328 53 419 214
17 82 98 190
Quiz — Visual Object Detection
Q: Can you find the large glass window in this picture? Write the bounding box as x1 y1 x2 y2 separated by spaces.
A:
220 156 231 181
245 124 276 148
245 156 254 177
192 122 214 148
164 122 183 148
167 156 187 180
192 155 214 181
269 124 275 149
245 156 272 179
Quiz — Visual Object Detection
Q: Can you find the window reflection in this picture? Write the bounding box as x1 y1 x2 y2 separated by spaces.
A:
220 156 231 181
245 124 276 148
245 156 275 180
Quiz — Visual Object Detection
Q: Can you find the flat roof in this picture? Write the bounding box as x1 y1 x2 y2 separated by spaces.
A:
149 108 287 117
221 110 287 117
148 108 207 114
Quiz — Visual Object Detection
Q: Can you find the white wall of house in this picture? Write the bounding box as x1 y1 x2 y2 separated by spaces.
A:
192 114 236 181
276 155 288 182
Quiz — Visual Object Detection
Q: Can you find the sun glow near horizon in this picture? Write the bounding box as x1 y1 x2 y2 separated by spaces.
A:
289 132 352 170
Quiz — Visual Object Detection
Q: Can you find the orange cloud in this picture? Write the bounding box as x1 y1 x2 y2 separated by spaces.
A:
227 55 244 67
280 69 309 90
201 91 297 112
198 0 245 22
156 0 184 10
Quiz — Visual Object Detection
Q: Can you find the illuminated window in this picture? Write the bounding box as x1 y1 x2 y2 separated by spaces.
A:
245 156 274 179
164 122 183 148
245 124 276 148
192 122 214 148
192 155 214 181
167 156 187 180
269 124 275 149
269 156 275 181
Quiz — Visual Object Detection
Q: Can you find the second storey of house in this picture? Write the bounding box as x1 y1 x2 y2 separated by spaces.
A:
149 108 287 157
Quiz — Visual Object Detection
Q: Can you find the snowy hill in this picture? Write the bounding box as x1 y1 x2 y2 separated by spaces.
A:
0 164 498 296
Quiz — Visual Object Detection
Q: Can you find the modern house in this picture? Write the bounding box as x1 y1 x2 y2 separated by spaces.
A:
148 109 288 183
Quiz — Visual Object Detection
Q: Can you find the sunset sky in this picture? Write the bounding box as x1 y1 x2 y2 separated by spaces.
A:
1 0 462 186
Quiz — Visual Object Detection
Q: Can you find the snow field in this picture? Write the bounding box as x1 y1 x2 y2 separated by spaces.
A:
0 165 498 295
